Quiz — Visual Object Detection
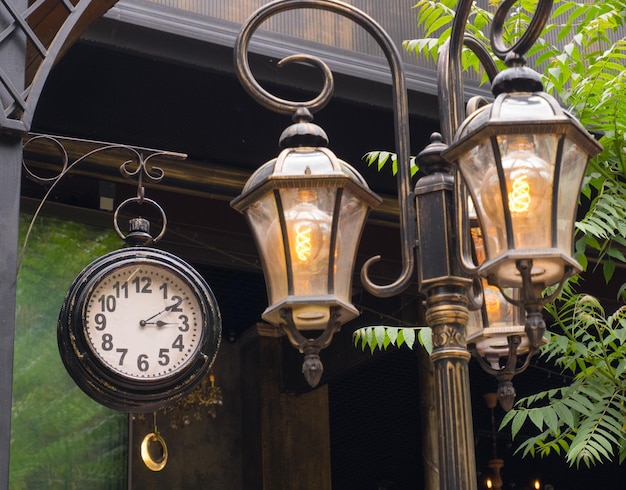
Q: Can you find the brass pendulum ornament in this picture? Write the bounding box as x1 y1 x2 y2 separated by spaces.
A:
141 412 168 471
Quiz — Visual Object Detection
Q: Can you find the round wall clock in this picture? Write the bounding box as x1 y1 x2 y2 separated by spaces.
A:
58 247 221 411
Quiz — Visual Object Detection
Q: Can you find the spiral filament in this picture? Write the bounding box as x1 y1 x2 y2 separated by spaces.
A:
295 223 313 262
508 173 531 214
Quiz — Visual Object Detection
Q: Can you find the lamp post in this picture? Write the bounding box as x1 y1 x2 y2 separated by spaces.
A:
232 1 601 489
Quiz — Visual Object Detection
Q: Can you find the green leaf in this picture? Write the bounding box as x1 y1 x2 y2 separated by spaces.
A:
403 328 416 350
374 326 386 349
418 327 432 354
529 409 545 431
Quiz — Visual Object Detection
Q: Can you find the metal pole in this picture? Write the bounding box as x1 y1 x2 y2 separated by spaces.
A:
0 134 21 489
415 132 476 490
428 286 476 490
0 1 26 486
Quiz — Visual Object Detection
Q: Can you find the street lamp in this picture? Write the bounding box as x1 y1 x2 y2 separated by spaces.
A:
231 107 381 387
232 0 601 489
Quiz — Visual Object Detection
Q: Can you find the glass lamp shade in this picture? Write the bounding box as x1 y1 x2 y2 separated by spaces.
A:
466 282 531 365
443 91 602 289
467 227 538 362
231 146 381 330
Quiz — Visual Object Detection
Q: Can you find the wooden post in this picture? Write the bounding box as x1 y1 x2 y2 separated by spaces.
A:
241 324 332 490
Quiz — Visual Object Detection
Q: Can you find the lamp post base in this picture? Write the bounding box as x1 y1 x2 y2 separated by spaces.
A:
427 285 477 490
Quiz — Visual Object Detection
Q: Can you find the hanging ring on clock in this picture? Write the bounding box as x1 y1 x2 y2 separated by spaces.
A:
113 196 168 244
141 431 168 471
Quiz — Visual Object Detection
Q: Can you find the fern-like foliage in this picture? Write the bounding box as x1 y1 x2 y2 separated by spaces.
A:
401 0 626 467
501 293 626 467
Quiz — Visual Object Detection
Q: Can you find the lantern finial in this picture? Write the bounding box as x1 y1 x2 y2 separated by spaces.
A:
279 107 329 149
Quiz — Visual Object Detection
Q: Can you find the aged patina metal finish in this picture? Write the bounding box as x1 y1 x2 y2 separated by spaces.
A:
233 0 599 489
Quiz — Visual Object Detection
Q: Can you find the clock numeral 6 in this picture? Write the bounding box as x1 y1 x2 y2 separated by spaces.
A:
137 354 149 372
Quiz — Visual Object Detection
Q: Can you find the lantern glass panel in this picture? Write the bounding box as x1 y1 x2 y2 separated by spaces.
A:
334 189 369 301
244 191 287 304
457 138 501 260
497 93 557 120
276 148 336 175
557 138 588 256
468 230 525 356
491 133 557 250
280 187 335 297
466 281 528 358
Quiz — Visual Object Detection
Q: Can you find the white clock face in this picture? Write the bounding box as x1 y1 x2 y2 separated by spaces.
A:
83 262 203 380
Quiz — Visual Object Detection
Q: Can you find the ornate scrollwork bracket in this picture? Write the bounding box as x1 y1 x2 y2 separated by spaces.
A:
20 133 186 265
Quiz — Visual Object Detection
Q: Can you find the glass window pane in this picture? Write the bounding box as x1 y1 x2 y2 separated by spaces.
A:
11 214 127 489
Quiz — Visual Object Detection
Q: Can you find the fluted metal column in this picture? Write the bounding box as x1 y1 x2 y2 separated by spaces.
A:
428 286 476 490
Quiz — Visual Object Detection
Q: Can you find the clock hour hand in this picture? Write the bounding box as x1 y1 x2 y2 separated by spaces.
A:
140 304 176 327
142 320 178 328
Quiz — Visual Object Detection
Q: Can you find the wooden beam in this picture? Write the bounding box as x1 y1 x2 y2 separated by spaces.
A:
240 325 332 490
26 0 118 85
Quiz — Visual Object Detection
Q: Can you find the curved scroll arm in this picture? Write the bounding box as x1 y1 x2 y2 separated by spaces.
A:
235 0 415 298
438 33 499 146
491 0 554 63
1 1 118 134
439 0 553 142
442 0 553 279
20 134 186 268
442 34 499 277
498 261 573 310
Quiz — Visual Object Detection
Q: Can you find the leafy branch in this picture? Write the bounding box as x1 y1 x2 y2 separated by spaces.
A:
501 293 626 467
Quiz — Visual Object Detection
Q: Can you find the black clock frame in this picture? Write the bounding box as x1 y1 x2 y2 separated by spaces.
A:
58 247 222 412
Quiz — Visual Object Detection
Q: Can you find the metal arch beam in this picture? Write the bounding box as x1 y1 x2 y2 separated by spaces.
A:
0 2 116 488
0 0 118 134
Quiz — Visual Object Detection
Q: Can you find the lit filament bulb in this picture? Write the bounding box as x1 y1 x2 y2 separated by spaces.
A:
508 173 531 214
484 284 503 319
294 222 313 262
534 480 541 490
486 478 493 489
499 135 549 220
285 189 331 272
479 135 552 250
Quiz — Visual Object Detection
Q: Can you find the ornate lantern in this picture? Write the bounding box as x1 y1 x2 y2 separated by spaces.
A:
231 109 381 386
443 65 602 292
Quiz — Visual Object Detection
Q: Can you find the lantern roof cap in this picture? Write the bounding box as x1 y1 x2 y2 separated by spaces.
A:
443 91 603 162
279 107 329 149
492 65 544 96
